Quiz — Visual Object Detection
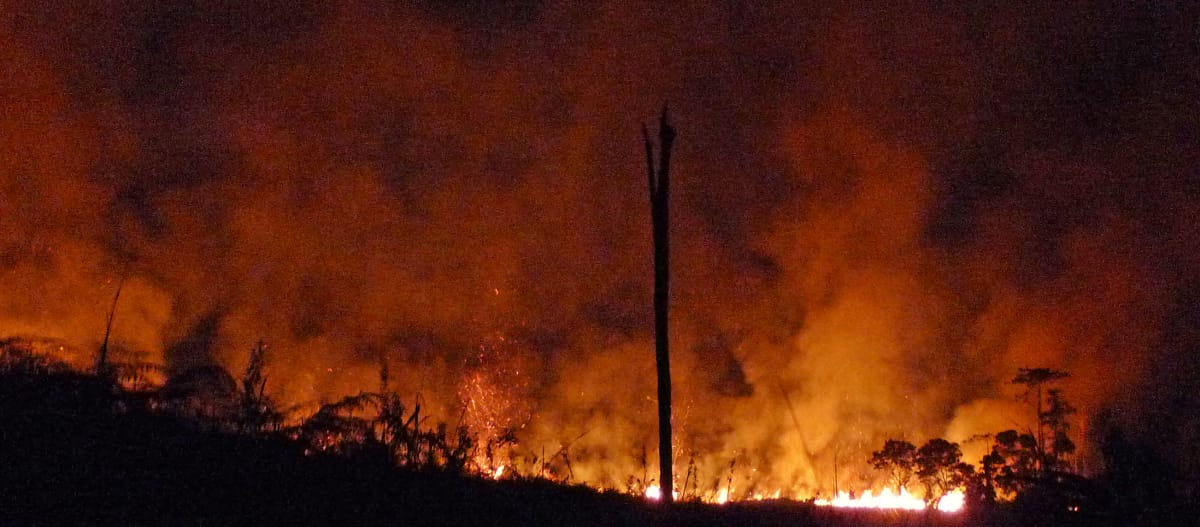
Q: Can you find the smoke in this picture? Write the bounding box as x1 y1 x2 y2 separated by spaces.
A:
2 1 1197 493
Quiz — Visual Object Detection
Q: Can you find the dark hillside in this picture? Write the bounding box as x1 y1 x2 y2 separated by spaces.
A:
0 357 1188 526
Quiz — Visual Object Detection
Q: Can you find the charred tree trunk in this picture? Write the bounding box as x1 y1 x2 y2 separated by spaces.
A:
96 275 126 381
644 107 676 503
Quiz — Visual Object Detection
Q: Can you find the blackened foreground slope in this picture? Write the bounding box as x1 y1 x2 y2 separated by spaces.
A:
0 368 1179 526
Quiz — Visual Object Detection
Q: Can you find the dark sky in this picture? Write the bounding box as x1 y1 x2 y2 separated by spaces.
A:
2 1 1198 492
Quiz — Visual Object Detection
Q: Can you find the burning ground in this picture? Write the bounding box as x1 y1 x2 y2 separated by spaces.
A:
2 0 1198 502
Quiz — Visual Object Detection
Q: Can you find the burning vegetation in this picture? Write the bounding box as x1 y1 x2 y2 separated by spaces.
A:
0 328 1173 524
2 1 1199 524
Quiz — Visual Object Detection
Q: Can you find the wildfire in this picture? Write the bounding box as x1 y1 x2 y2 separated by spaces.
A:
937 490 966 512
714 487 730 504
643 484 680 502
814 487 965 512
643 478 962 513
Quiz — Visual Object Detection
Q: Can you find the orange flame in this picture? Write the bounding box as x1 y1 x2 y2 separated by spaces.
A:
814 487 965 512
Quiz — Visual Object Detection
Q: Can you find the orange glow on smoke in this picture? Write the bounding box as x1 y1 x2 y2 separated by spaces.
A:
4 2 1190 519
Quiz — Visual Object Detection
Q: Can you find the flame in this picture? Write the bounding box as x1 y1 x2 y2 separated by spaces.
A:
814 487 965 512
644 484 661 500
936 489 966 512
6 335 975 514
643 484 681 502
714 487 730 504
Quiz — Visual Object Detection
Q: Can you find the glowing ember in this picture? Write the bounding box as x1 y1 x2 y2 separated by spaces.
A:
814 487 965 512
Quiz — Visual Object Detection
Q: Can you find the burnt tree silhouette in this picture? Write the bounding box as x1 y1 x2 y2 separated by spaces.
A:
95 275 125 382
644 107 676 503
870 439 917 491
239 339 278 433
1011 367 1069 472
1041 388 1076 470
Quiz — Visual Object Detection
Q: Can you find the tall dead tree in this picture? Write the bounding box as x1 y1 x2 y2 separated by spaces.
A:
644 107 676 503
96 275 126 381
1012 367 1069 472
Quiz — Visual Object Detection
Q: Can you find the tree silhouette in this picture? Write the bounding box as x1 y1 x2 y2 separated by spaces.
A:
1011 367 1069 471
915 438 971 507
95 275 125 383
644 107 676 503
238 340 279 433
870 439 917 491
1041 388 1076 471
984 429 1040 497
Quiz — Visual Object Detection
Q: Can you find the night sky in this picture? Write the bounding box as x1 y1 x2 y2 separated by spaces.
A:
2 1 1198 492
